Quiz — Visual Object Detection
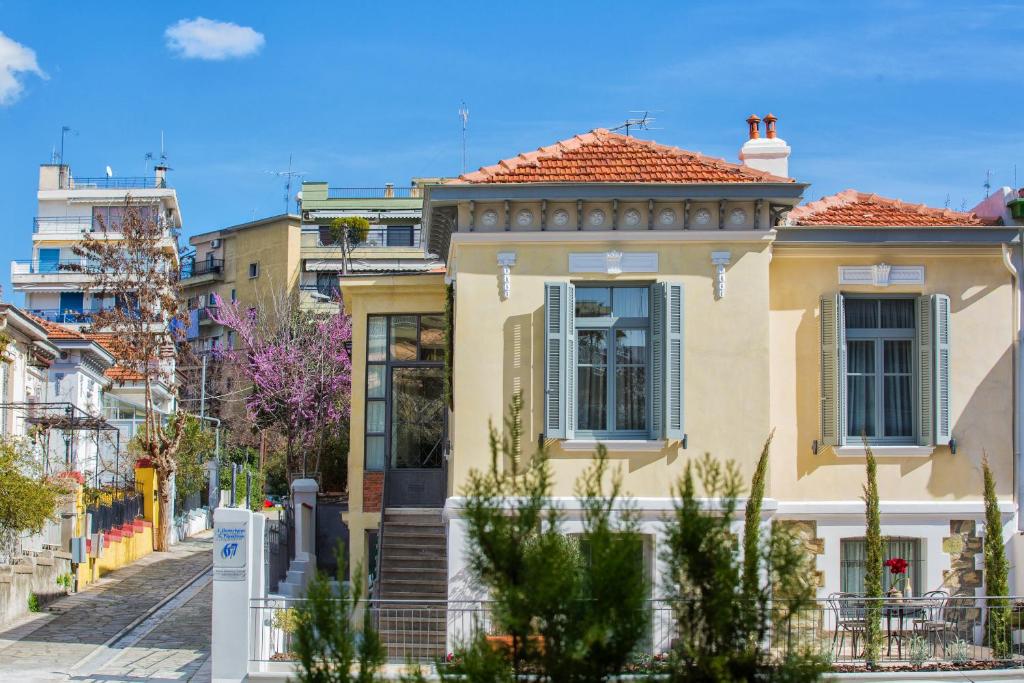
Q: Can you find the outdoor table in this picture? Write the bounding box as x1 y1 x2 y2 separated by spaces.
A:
884 598 928 657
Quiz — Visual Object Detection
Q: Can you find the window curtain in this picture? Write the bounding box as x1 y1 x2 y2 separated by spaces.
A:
841 539 922 595
884 340 913 437
846 341 875 437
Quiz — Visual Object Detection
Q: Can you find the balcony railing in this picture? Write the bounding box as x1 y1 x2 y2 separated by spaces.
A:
63 176 167 190
28 309 95 324
198 306 219 323
327 186 419 199
33 216 98 234
181 257 225 279
12 259 103 275
317 226 421 249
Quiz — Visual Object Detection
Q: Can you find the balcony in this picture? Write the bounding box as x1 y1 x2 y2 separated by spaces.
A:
315 226 422 249
61 176 167 190
11 259 104 289
181 257 225 283
327 186 419 199
33 216 97 235
28 308 95 325
198 306 219 324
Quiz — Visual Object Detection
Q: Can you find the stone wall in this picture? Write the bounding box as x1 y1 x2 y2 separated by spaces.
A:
942 519 983 596
776 520 826 588
0 550 72 625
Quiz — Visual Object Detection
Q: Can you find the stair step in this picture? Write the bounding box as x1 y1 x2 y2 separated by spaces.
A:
380 554 446 567
382 542 446 553
382 515 444 527
382 569 447 581
383 529 445 541
379 591 448 600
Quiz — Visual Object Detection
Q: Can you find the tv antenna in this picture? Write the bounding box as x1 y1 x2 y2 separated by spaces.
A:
610 111 660 137
984 169 992 198
55 125 77 164
266 154 306 214
458 102 470 174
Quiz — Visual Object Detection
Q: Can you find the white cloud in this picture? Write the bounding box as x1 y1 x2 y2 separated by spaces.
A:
0 32 45 105
165 17 264 60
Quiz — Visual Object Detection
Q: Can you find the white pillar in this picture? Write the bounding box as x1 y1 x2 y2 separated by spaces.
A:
291 478 319 564
212 506 254 683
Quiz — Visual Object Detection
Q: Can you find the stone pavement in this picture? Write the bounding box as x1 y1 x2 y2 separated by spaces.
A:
0 533 213 682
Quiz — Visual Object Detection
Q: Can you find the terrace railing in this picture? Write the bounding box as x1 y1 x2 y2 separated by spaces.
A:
65 176 167 190
327 186 418 199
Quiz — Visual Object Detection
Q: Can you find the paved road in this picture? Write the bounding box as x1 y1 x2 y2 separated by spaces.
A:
0 533 213 682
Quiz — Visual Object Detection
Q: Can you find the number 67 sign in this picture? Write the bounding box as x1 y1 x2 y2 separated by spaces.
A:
214 522 248 581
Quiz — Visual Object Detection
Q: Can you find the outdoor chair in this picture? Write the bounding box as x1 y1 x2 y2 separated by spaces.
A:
828 592 867 659
911 590 950 656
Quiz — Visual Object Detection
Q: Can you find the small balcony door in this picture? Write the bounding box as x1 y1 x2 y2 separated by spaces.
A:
39 248 61 273
59 291 84 312
386 366 446 507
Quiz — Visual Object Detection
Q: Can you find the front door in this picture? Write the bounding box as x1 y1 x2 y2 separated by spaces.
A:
386 366 446 507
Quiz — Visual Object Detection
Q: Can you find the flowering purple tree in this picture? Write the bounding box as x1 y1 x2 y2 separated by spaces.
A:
210 291 352 480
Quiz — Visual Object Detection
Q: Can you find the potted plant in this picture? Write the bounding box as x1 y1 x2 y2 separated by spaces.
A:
883 557 911 597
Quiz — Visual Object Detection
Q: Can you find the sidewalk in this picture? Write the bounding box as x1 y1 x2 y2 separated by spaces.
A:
0 532 212 681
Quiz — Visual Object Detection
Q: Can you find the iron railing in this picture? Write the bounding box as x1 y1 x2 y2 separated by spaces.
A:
327 186 418 199
64 176 167 190
316 225 422 249
181 257 224 279
249 595 1024 667
88 492 143 535
33 216 97 234
264 516 291 595
28 308 95 324
11 259 104 275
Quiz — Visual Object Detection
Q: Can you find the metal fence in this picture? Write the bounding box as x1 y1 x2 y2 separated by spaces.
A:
327 186 418 199
264 516 291 595
88 492 143 534
248 595 1024 667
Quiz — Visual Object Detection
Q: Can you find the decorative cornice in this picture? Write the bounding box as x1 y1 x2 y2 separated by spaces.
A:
838 264 924 287
496 252 516 299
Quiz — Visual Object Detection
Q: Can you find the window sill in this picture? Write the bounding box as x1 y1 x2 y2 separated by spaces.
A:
833 445 935 458
561 439 668 453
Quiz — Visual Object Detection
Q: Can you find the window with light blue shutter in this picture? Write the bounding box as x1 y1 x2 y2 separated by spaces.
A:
544 282 572 439
663 283 685 440
931 294 952 445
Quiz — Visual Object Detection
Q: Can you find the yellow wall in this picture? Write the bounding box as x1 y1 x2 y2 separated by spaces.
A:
340 274 447 584
450 236 774 497
75 464 158 588
769 246 1015 501
221 217 302 310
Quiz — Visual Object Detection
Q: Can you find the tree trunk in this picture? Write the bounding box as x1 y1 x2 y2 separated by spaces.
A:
154 466 173 551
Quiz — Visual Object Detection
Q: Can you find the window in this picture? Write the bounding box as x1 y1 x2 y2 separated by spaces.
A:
575 286 650 436
248 262 259 279
316 272 340 298
364 314 446 471
845 298 915 442
544 282 684 441
93 205 155 230
230 289 237 303
820 294 951 449
386 225 415 247
841 538 922 596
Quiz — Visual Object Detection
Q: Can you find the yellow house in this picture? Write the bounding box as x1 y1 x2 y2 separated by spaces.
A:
340 119 1021 619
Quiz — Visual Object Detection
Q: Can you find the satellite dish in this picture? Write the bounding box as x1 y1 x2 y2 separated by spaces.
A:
105 166 113 178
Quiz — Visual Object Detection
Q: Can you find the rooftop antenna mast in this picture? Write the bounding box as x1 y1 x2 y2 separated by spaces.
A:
610 111 659 137
266 154 306 214
57 126 76 164
458 102 470 174
984 169 992 198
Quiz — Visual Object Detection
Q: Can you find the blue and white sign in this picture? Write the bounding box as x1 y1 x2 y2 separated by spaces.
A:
213 521 248 581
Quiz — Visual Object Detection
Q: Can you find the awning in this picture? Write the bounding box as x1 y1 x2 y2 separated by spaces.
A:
305 210 422 220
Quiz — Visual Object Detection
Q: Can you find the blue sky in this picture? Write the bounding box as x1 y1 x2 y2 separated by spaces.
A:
1 1 1022 300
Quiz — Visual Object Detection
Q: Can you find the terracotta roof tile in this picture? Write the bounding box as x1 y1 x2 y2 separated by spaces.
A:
24 315 88 341
458 128 793 184
105 366 145 382
788 189 996 227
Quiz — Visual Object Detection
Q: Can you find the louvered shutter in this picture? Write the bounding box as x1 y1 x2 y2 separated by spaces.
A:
565 285 576 439
649 283 666 440
933 294 952 445
820 294 846 447
544 282 574 439
664 283 685 441
916 295 934 446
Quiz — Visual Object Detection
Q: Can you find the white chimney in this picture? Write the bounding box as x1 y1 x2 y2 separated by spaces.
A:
739 113 791 178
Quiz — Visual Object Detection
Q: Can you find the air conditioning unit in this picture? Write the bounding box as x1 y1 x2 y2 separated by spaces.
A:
210 239 221 248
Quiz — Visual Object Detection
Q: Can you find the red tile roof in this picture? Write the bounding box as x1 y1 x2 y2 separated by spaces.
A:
105 366 145 382
458 128 793 184
789 189 996 227
25 315 89 341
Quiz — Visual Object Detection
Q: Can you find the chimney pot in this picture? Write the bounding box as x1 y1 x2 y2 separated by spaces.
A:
746 114 761 140
764 113 778 139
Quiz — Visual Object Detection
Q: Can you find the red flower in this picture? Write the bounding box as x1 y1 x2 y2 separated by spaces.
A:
263 499 274 508
883 557 909 575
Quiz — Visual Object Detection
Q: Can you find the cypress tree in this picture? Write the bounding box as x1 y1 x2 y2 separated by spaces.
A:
862 444 883 665
982 454 1010 658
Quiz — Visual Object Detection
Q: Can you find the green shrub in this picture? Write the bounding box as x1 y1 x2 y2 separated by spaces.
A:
27 593 40 612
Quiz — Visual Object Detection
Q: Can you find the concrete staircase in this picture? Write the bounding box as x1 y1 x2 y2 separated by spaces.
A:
277 553 315 598
376 509 447 661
